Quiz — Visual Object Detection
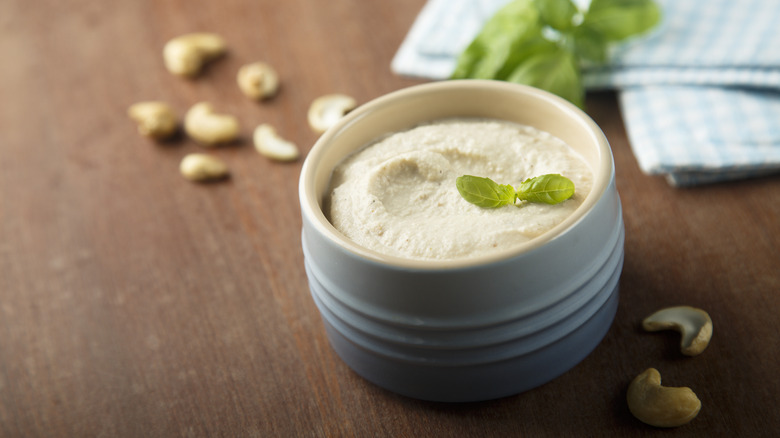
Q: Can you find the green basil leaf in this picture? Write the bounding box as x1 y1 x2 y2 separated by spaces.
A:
572 22 609 64
506 47 584 107
495 35 560 80
469 34 522 80
534 0 578 31
451 0 541 80
456 175 517 208
516 174 575 204
449 0 661 107
584 0 661 41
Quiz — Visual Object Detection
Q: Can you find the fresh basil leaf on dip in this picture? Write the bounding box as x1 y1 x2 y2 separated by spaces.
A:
326 118 593 261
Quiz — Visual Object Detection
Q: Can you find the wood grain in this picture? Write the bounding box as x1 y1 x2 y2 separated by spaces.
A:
1 0 778 436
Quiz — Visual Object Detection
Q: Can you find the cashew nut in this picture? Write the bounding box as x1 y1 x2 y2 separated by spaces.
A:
627 368 701 428
642 306 713 356
127 102 178 140
237 62 279 100
253 124 299 161
307 94 356 133
179 153 229 182
184 102 240 146
163 33 227 77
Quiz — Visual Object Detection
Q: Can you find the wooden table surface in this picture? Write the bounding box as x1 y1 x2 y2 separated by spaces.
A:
2 0 779 436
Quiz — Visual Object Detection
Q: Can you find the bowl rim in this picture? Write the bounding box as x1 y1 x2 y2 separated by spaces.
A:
299 80 614 270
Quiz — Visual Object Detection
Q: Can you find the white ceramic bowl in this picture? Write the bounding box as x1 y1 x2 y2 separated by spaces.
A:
299 80 624 402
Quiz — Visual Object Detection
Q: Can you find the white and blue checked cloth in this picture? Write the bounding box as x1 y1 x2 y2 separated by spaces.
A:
392 0 780 186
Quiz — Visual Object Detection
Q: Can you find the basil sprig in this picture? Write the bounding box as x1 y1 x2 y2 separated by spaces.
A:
456 174 575 208
450 0 661 107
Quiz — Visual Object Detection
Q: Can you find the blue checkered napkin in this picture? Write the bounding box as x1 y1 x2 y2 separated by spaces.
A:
391 0 509 79
585 0 780 89
589 0 780 185
620 86 780 186
391 0 780 186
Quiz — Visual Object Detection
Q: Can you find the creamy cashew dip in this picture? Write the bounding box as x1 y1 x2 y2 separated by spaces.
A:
326 118 593 260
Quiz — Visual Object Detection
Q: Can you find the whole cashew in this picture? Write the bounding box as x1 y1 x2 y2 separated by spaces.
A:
642 306 713 356
184 102 240 146
627 368 701 428
253 124 299 161
127 102 178 140
237 62 280 100
307 94 356 133
163 33 227 77
179 153 229 182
